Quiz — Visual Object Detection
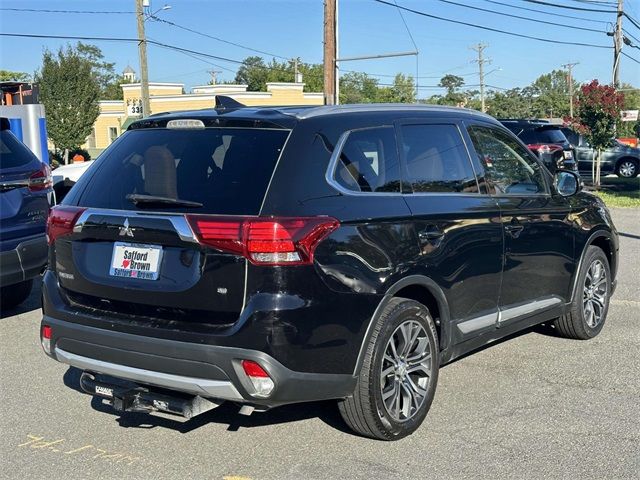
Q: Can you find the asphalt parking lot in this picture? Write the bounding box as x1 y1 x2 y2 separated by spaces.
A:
1 208 638 480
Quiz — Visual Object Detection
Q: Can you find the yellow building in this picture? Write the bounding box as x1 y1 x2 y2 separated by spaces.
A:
84 80 323 155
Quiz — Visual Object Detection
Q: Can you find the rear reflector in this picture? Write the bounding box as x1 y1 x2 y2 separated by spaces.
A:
42 325 52 339
29 163 52 192
46 206 87 245
187 215 339 266
241 360 274 398
41 325 52 354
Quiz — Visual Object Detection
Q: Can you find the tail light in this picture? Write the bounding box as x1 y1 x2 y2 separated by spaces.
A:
241 360 274 398
187 215 339 266
41 325 52 354
46 206 86 245
29 163 52 192
527 143 563 154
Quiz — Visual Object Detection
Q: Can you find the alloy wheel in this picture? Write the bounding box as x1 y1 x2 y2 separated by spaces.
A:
618 161 637 178
583 259 608 328
380 320 432 422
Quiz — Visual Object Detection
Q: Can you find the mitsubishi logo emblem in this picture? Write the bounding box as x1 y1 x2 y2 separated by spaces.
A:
119 218 134 237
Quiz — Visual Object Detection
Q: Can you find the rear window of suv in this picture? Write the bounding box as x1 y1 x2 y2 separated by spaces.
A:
0 130 38 169
76 127 289 215
518 127 566 145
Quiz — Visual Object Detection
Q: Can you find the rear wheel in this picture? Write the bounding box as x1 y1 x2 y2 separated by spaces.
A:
553 246 611 339
338 298 439 440
0 279 33 310
615 159 638 178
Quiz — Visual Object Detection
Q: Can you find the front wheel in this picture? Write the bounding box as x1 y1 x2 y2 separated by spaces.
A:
616 159 638 178
553 246 611 339
338 298 439 440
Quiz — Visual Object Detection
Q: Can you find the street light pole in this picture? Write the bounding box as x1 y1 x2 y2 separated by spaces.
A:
471 43 490 113
613 0 624 88
135 0 151 117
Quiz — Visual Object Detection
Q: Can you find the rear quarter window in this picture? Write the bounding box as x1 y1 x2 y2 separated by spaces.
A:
77 127 290 215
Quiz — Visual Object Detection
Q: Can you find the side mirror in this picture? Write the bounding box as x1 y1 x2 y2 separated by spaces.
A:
554 170 580 197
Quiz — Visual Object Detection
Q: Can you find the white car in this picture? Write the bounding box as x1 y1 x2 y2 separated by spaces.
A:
52 160 94 201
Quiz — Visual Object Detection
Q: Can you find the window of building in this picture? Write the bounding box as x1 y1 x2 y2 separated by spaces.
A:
333 127 401 193
108 127 118 145
467 125 547 195
400 124 478 193
86 128 96 149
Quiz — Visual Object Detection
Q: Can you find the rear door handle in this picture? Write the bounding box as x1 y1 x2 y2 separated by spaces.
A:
418 225 444 243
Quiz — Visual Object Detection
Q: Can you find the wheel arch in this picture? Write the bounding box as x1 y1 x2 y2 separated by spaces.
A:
571 229 616 302
352 275 451 376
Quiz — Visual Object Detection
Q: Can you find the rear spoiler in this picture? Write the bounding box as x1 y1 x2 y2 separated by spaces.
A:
0 117 9 131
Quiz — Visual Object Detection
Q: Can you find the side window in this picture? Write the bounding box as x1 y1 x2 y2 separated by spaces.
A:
467 126 547 195
401 124 478 193
333 127 401 193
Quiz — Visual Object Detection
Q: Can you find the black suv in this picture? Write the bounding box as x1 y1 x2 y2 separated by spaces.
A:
500 120 577 173
41 103 618 440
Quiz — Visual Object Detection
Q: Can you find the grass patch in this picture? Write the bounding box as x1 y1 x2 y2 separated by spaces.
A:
584 176 640 208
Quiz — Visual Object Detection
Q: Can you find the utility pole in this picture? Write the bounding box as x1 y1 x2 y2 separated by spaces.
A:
323 0 336 105
613 0 624 88
562 62 579 118
135 0 151 117
471 43 490 113
208 70 222 85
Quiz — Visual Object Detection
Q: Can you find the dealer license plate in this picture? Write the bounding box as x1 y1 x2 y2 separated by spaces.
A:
109 242 162 280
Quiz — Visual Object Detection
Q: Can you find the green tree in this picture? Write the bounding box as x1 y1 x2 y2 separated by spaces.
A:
437 74 466 106
234 56 323 92
377 74 416 103
487 88 532 118
618 83 640 138
75 42 127 100
528 69 578 118
0 70 30 82
36 45 100 162
339 72 381 104
572 80 625 187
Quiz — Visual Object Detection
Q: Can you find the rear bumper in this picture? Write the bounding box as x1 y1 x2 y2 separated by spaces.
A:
42 315 356 408
0 234 47 287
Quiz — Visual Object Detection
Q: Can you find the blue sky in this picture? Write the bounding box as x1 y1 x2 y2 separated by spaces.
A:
1 0 639 96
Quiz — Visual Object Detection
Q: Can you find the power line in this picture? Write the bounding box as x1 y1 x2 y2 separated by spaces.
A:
622 51 640 64
434 0 605 33
623 28 640 43
479 0 610 24
373 0 613 49
0 7 134 14
147 15 291 61
519 0 617 13
623 12 640 31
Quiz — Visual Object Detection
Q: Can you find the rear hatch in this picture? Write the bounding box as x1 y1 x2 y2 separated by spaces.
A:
50 121 290 332
0 129 52 251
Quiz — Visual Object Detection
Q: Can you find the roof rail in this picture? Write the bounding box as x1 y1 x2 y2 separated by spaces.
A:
215 95 246 110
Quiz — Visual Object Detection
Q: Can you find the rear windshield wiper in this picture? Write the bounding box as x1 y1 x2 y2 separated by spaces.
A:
126 194 203 208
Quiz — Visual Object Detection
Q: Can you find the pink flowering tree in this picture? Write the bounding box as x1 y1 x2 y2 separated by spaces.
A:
570 80 625 188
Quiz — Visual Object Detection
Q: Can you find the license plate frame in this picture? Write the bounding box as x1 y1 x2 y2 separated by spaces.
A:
109 242 163 280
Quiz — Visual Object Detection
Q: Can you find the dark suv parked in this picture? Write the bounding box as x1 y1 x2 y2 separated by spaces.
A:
561 127 640 178
41 103 618 440
500 120 577 173
0 118 53 308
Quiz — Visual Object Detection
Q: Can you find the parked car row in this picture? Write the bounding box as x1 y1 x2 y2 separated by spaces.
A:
499 119 639 179
28 102 618 440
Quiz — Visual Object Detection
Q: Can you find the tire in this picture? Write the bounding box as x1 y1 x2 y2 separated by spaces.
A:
338 297 439 440
0 279 33 310
615 159 638 178
553 246 611 340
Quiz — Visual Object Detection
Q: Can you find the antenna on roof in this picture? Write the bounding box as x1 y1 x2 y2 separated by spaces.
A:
215 96 245 110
